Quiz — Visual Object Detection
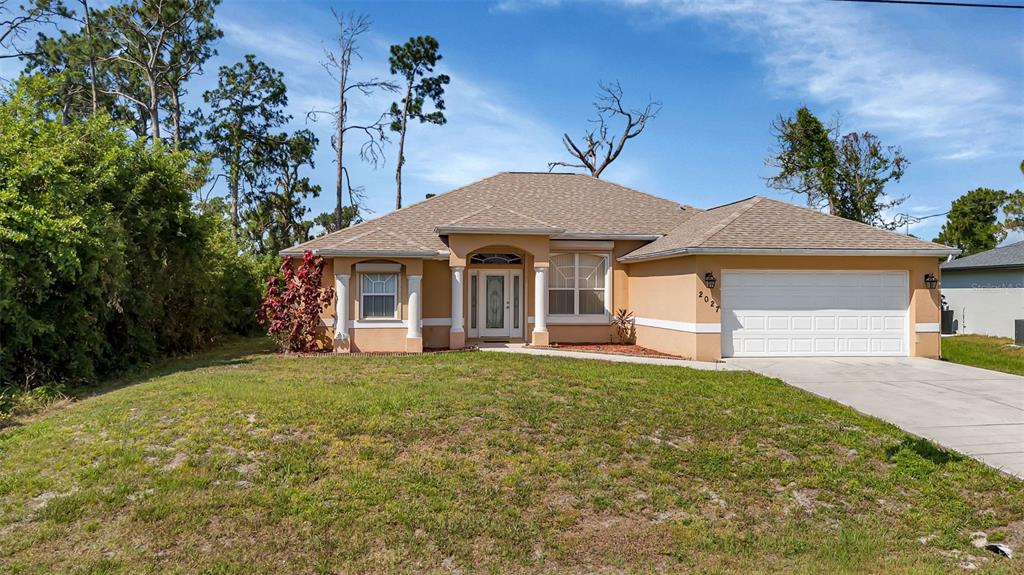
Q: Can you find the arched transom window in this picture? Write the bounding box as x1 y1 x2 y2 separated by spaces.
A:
469 253 522 265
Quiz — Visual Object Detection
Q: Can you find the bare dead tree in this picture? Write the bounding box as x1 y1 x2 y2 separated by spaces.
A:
548 81 661 178
307 10 397 231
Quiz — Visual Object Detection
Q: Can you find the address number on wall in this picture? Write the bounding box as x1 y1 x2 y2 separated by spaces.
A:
697 290 720 313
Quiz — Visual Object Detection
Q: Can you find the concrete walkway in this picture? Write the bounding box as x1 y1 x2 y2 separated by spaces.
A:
727 357 1024 478
478 343 740 371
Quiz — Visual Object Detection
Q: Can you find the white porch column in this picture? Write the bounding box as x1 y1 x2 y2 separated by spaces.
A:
334 274 350 340
451 266 465 333
533 265 548 346
407 275 422 339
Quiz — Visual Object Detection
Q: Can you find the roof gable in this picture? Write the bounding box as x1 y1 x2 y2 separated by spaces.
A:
282 172 695 256
435 205 564 234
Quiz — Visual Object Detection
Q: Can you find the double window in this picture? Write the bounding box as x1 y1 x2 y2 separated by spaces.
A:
361 273 398 319
549 253 609 316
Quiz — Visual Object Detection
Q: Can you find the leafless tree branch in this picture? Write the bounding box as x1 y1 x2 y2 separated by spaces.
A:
309 8 397 230
548 81 661 178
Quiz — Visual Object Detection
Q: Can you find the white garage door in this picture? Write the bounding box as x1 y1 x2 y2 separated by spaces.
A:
722 271 908 357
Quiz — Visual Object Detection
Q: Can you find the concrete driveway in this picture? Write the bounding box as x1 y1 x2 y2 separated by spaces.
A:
726 357 1024 478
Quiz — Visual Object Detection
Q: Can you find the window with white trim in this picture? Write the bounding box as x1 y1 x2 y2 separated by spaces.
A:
549 253 609 316
360 273 398 319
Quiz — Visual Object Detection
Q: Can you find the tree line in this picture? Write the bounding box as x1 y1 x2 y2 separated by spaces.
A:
1 0 451 250
0 0 451 401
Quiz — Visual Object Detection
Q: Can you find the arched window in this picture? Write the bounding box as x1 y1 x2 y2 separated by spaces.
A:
469 253 522 265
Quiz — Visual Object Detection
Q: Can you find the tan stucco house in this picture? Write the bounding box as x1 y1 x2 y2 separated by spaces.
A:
282 172 958 361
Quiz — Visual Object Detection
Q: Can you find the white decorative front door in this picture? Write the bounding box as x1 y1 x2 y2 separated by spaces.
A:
478 271 523 338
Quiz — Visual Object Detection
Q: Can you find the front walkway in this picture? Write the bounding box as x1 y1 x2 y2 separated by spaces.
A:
478 343 740 371
727 357 1024 479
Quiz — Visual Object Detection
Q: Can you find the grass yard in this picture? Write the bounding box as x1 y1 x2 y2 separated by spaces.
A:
1 338 1022 574
943 335 1024 376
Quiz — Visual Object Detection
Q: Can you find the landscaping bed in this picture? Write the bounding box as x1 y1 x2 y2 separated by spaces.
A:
1 337 1021 573
549 342 681 358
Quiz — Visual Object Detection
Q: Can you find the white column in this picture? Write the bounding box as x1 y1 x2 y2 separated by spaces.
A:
334 274 350 340
451 266 465 333
407 275 422 339
533 266 547 333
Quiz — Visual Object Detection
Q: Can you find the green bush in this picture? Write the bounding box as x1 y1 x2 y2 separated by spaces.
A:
0 75 265 393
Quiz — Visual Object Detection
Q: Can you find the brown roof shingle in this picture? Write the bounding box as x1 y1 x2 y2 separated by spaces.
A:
620 196 957 261
435 205 563 234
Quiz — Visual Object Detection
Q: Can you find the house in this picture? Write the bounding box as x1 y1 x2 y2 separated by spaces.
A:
281 172 957 361
941 241 1024 338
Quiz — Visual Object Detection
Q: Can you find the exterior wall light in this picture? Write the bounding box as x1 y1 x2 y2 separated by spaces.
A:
704 272 717 289
924 273 938 289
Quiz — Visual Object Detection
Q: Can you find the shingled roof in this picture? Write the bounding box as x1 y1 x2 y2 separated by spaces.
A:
281 172 695 257
281 174 958 260
618 196 958 261
942 241 1024 271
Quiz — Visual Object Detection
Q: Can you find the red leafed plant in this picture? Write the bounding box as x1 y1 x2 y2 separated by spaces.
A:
259 251 335 352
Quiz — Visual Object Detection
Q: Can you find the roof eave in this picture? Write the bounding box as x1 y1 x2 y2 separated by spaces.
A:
942 263 1024 272
552 233 663 241
279 248 450 260
619 246 961 263
434 226 565 235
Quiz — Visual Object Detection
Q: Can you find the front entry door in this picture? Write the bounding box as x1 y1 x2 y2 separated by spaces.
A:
478 270 522 338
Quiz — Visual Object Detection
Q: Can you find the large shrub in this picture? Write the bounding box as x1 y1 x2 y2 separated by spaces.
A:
259 251 334 353
0 76 264 389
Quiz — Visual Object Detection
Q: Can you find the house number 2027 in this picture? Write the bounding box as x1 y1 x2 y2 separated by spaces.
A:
697 290 721 313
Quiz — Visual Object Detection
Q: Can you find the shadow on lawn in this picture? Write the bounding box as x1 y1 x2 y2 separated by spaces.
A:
83 336 275 396
886 436 964 465
0 337 274 431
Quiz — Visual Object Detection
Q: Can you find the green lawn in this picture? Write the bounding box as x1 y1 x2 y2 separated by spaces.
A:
943 335 1024 376
1 338 1022 574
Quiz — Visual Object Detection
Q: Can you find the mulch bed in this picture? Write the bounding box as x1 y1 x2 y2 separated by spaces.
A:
548 343 682 359
279 347 479 357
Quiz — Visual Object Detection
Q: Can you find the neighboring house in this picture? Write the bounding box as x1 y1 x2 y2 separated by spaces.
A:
941 241 1024 339
282 172 957 361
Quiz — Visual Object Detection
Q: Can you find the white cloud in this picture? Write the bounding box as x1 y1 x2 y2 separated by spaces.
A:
402 73 564 188
220 20 324 65
908 205 942 216
617 0 1021 161
492 0 564 13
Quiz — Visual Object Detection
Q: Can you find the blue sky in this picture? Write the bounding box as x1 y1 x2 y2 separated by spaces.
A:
8 0 1024 241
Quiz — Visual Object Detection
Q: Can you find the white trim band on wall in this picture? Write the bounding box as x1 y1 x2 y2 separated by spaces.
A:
634 316 722 334
527 315 611 325
328 318 448 329
915 323 940 333
350 320 407 329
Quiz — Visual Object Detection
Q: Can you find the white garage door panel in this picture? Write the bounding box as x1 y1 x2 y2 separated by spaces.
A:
722 271 907 358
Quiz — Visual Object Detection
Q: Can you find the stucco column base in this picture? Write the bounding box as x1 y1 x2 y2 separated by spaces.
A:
405 336 423 354
531 330 549 347
694 333 721 362
333 337 351 353
449 330 466 350
915 332 940 359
